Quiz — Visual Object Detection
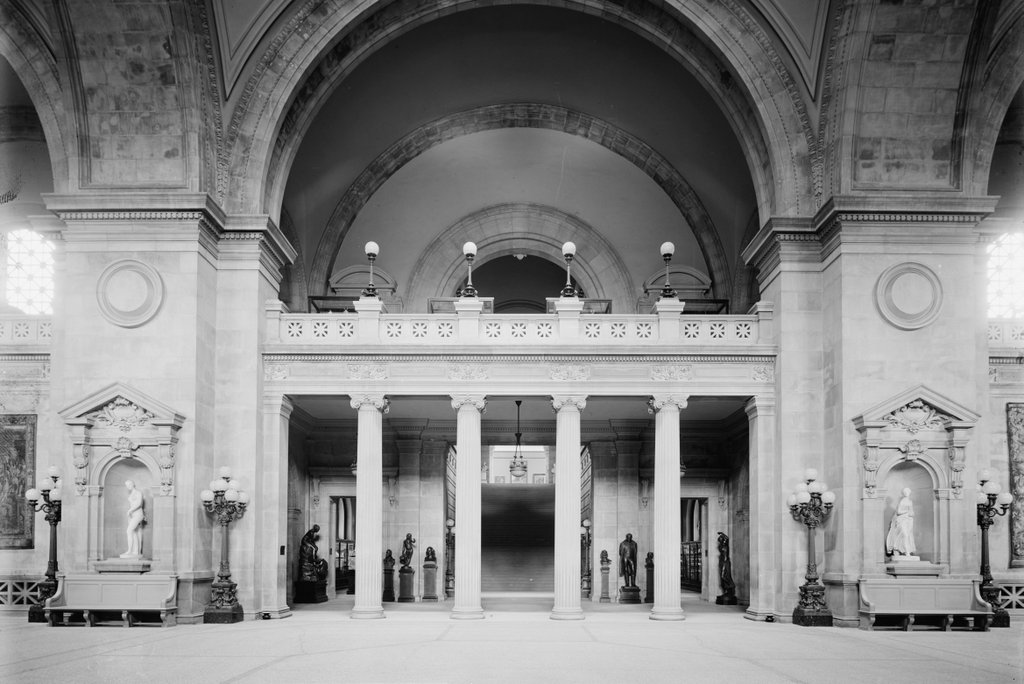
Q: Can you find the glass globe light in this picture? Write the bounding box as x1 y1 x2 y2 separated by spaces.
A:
983 480 1001 495
224 489 239 502
786 493 798 507
997 492 1013 506
25 488 39 502
804 468 818 482
49 488 62 501
795 482 808 493
238 491 251 504
976 491 989 505
200 489 215 502
562 241 576 257
38 479 53 492
218 466 232 479
227 479 241 491
211 478 227 492
796 491 811 504
463 242 477 257
47 465 62 479
978 468 994 483
821 491 836 505
364 241 379 257
660 241 675 257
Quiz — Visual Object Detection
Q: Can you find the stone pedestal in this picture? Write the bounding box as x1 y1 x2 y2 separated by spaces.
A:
422 561 438 601
885 561 942 577
204 604 244 624
383 564 395 602
346 569 355 595
398 566 415 602
619 586 641 604
95 559 152 574
294 580 328 603
599 558 611 603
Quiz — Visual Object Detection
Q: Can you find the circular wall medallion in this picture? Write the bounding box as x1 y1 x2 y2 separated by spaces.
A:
874 262 943 330
96 259 164 328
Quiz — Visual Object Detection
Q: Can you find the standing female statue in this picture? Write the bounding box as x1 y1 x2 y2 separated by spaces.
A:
885 488 916 558
120 480 145 558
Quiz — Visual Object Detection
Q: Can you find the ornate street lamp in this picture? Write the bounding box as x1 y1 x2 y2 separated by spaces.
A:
787 468 836 626
977 468 1013 627
659 241 677 299
560 241 579 298
24 466 62 623
509 400 527 478
362 241 379 297
200 467 250 623
580 518 593 599
444 518 455 599
460 242 478 297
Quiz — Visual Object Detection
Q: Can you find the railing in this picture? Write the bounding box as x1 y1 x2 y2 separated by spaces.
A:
0 315 52 346
266 299 775 347
988 319 1024 348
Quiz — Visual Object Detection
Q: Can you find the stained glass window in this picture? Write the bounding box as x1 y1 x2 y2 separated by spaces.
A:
4 229 54 315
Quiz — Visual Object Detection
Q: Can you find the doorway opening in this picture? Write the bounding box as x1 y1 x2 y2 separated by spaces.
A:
681 497 706 593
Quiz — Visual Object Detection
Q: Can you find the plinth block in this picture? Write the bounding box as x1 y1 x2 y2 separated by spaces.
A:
204 604 244 624
398 566 415 603
619 586 641 604
294 580 328 603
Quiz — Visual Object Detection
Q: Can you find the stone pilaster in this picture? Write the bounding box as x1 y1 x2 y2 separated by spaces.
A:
649 394 687 621
451 394 486 619
351 394 388 619
744 395 779 621
551 395 586 620
256 394 293 618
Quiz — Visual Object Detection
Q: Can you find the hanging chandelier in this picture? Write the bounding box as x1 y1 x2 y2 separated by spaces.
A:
509 400 527 478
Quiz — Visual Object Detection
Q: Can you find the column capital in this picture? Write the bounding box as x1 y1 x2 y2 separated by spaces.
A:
551 395 587 412
351 394 390 412
451 394 487 412
648 394 688 412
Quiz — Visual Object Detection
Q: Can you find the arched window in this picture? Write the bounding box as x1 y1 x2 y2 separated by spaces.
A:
3 229 54 315
987 232 1024 319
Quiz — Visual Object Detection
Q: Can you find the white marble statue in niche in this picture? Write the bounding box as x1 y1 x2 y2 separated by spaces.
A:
885 488 918 560
120 480 145 558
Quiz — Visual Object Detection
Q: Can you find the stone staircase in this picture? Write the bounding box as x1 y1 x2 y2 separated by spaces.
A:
481 484 555 593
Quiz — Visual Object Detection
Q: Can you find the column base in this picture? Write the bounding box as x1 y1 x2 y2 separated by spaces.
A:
450 607 484 620
649 607 685 621
350 607 385 619
550 607 584 620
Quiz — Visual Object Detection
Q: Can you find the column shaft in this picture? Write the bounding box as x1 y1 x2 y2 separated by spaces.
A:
651 395 686 620
552 395 586 620
351 395 387 619
452 396 485 619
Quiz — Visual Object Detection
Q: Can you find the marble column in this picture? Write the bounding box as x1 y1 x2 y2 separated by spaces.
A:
451 395 486 619
351 394 388 620
551 395 587 620
650 394 687 621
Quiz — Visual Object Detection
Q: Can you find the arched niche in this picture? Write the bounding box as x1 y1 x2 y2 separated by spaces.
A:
59 382 185 572
852 386 980 575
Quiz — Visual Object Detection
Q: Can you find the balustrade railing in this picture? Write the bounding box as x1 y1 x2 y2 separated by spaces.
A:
0 315 52 346
988 319 1024 348
266 302 774 348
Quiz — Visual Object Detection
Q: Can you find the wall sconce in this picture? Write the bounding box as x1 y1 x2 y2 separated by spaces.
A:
460 242 478 297
659 241 676 299
560 241 579 298
362 241 379 298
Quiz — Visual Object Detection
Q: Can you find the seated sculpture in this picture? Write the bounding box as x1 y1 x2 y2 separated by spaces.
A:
299 524 329 582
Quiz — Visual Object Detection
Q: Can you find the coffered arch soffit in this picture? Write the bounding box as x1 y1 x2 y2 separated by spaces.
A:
0 3 70 192
306 103 732 300
405 203 637 314
221 0 816 223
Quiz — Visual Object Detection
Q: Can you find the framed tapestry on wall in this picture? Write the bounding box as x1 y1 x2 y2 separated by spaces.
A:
1008 403 1023 567
0 415 36 549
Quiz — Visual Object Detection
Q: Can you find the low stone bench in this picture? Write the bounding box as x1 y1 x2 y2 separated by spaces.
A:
45 573 177 627
858 577 992 631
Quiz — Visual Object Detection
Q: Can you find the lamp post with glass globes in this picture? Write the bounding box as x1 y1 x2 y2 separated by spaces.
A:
659 242 676 299
460 242 478 297
560 241 579 298
24 466 63 623
362 241 379 298
787 468 836 626
976 468 1014 627
580 518 593 599
199 467 250 623
444 518 456 599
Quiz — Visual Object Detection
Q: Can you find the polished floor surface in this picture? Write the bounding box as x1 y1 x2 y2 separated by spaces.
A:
1 594 1021 683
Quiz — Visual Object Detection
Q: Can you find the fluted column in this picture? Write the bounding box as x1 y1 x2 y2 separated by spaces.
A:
551 395 587 620
650 394 687 621
351 394 388 619
451 394 486 619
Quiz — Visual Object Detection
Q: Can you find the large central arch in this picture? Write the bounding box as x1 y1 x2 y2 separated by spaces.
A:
222 0 816 224
306 103 732 299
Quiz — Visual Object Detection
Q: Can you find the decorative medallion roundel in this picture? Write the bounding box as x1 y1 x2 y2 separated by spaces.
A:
96 259 164 328
874 262 942 331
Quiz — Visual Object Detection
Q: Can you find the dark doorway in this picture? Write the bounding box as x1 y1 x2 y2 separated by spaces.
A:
481 484 555 592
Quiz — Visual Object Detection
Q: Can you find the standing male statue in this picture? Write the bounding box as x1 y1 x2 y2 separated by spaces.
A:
618 533 638 588
120 480 145 559
885 488 917 558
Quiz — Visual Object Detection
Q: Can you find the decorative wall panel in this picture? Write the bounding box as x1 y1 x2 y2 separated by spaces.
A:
0 415 35 549
1008 403 1024 566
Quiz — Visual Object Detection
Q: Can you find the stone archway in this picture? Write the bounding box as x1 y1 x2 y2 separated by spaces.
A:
405 203 637 314
306 104 729 299
221 0 814 224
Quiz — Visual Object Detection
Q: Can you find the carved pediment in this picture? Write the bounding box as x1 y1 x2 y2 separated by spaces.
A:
59 382 186 429
852 385 979 433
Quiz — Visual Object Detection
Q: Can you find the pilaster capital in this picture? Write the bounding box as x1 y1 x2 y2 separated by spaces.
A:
351 394 390 413
745 394 776 419
451 394 487 412
551 395 587 412
648 394 688 413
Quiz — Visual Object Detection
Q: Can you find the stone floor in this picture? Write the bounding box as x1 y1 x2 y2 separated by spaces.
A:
1 594 1021 683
